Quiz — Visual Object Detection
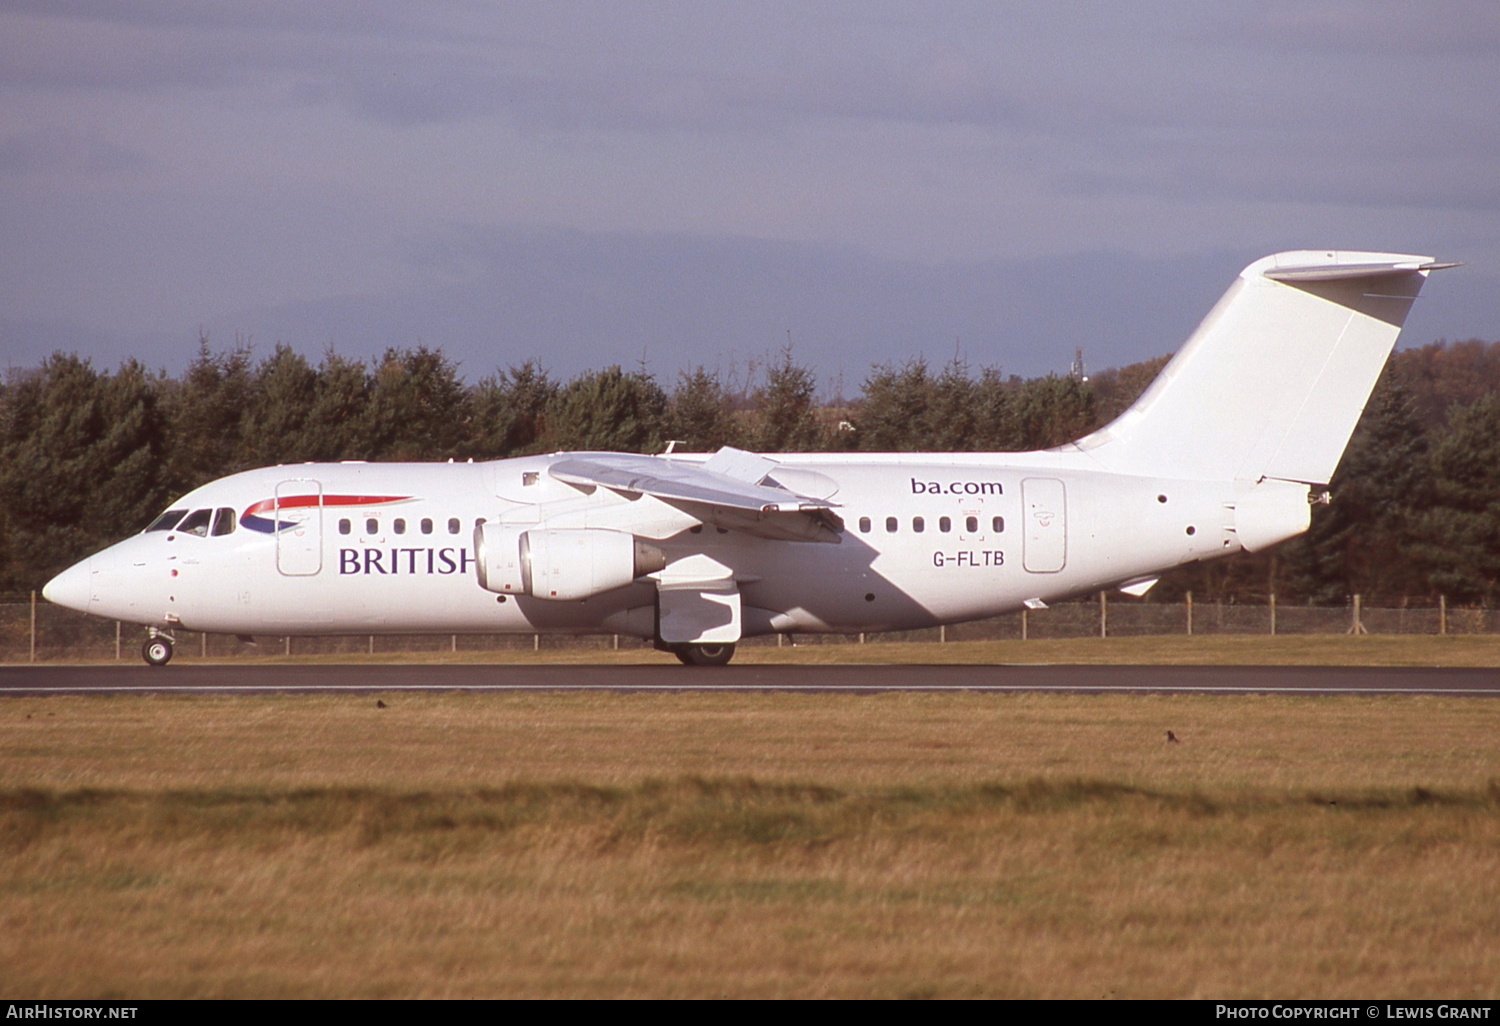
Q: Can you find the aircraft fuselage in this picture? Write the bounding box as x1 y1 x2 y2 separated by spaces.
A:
44 451 1247 639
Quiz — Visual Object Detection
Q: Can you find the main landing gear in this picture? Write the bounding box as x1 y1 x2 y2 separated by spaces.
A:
142 629 175 667
671 642 736 667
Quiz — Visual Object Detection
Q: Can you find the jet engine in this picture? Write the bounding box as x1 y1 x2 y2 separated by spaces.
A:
474 524 666 601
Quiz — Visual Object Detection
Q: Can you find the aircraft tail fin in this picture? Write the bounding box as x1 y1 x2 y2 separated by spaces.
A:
1075 251 1455 485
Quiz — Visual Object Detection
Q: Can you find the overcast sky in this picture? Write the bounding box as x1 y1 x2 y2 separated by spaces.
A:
3 0 1497 391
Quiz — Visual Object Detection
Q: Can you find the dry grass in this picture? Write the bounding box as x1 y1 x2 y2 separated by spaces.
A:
2 692 1498 998
743 633 1500 667
26 632 1500 667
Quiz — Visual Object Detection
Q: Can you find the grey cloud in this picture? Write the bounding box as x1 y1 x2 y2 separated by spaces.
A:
2 0 429 38
1217 1 1500 57
0 127 153 177
200 226 1248 386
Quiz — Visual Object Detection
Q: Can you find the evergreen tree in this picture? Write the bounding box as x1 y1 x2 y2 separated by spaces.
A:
1412 393 1500 604
0 355 166 592
541 366 667 453
368 346 471 461
1010 374 1097 450
969 368 1021 450
857 359 933 451
750 348 823 452
470 361 558 457
1280 373 1430 604
855 358 990 452
241 344 319 466
925 360 986 451
161 337 253 495
667 367 740 451
304 351 375 460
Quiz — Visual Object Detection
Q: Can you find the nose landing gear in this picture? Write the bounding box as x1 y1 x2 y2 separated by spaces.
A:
142 629 175 667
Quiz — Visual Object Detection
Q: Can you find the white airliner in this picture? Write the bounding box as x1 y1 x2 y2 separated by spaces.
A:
43 250 1453 666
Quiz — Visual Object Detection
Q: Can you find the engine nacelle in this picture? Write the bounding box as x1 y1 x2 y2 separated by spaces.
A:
474 524 665 601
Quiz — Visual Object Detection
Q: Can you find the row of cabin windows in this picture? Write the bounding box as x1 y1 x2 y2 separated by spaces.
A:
337 516 467 537
856 514 1004 535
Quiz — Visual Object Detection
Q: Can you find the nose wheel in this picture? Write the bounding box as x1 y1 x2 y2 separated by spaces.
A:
142 632 175 667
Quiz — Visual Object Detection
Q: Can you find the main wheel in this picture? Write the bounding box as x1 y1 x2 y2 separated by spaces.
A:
142 637 174 667
676 642 736 667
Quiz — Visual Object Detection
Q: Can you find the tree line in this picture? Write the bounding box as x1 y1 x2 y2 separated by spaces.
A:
3 337 1499 607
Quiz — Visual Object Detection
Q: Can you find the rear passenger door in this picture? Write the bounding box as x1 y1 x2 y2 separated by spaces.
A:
1021 478 1066 573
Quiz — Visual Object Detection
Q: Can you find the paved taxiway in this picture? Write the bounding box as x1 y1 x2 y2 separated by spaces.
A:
2 663 1499 696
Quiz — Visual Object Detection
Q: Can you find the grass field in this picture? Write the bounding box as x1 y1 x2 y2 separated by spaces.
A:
2 687 1498 998
21 631 1500 667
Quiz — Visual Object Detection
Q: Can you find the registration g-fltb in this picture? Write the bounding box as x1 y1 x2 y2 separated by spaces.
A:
45 251 1455 665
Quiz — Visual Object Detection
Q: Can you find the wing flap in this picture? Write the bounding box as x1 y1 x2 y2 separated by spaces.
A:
548 449 843 543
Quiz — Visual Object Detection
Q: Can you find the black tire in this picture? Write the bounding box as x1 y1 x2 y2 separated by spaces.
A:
677 643 736 667
142 638 173 667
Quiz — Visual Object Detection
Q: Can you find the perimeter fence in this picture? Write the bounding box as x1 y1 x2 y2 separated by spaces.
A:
2 593 1492 663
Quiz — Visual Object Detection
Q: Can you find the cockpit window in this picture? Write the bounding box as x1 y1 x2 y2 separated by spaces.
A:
145 509 188 532
211 508 237 536
177 508 213 537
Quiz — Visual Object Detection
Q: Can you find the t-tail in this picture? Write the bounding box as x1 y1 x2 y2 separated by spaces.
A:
1071 250 1456 550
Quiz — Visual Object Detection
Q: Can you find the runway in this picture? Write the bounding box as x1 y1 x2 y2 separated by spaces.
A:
3 662 1500 696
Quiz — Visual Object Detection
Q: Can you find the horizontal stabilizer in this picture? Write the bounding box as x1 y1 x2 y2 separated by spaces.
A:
1265 260 1460 283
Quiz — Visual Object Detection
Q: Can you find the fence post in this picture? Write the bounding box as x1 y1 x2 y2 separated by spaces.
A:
1099 591 1108 639
1349 594 1367 635
1021 608 1028 641
284 635 291 657
940 624 946 644
29 590 37 663
201 632 207 658
1440 595 1447 635
1269 593 1276 636
116 621 122 661
1186 591 1193 636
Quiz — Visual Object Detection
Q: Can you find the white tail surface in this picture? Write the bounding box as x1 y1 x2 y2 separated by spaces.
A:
1077 251 1453 486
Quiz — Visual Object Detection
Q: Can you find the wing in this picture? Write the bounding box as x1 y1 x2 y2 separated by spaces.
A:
548 447 843 543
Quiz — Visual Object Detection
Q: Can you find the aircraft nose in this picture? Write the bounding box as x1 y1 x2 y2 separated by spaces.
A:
42 557 93 613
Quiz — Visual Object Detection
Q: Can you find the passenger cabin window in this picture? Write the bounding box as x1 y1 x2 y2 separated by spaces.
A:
858 517 871 533
447 518 461 535
992 516 1005 533
393 518 406 535
339 518 351 535
366 518 378 535
912 517 925 533
211 508 236 536
885 516 898 533
146 509 187 532
965 516 979 533
421 518 433 535
939 517 951 533
177 509 212 537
